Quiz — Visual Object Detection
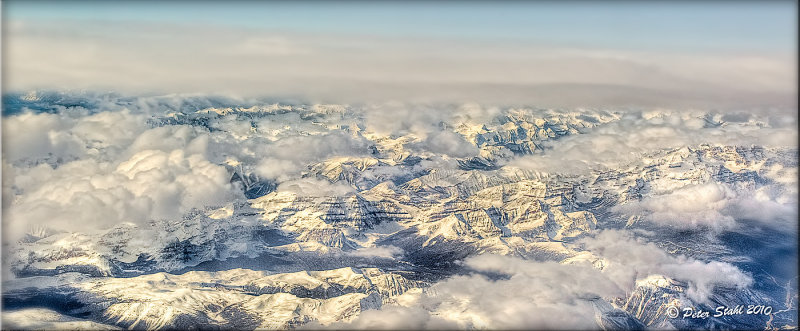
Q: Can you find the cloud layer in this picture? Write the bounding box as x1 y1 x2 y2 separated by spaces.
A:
4 19 796 107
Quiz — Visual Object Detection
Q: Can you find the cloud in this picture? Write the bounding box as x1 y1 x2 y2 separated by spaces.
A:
452 103 503 125
323 255 617 330
126 125 210 157
2 119 242 242
613 182 737 231
2 112 84 163
230 36 310 56
263 132 371 162
5 149 240 241
725 187 798 231
417 130 479 158
612 178 797 233
255 131 372 181
4 19 795 107
508 109 797 174
325 229 753 329
362 102 450 138
2 109 156 164
0 90 787 329
255 158 299 181
578 230 753 303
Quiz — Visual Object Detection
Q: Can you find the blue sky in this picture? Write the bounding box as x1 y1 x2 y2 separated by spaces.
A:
5 1 797 53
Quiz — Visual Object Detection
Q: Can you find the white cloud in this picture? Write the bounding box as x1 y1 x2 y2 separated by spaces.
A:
126 125 210 157
326 228 753 329
323 255 617 330
418 130 479 158
255 158 299 181
2 112 84 163
611 179 798 233
254 131 372 181
2 109 152 164
5 148 240 241
2 116 243 242
230 36 310 56
725 187 798 231
4 19 795 107
509 109 797 174
613 182 737 231
362 102 449 138
579 230 753 303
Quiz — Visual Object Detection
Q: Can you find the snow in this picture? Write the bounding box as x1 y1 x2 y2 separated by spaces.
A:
3 96 796 329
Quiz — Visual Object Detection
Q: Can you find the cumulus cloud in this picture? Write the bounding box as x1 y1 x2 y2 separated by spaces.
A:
5 149 240 241
417 130 479 158
126 125 210 157
255 132 371 181
452 103 503 125
255 158 299 181
724 187 798 231
362 102 450 138
612 179 797 233
324 255 618 330
2 112 85 163
578 230 753 302
2 109 154 164
2 116 243 242
613 182 737 231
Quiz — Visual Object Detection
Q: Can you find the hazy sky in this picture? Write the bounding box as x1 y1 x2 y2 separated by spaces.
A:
6 1 796 52
3 1 797 107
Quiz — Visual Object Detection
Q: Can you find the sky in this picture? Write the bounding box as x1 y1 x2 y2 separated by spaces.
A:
2 1 798 107
5 1 796 52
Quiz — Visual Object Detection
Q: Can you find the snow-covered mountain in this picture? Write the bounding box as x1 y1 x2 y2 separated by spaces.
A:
2 93 797 329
